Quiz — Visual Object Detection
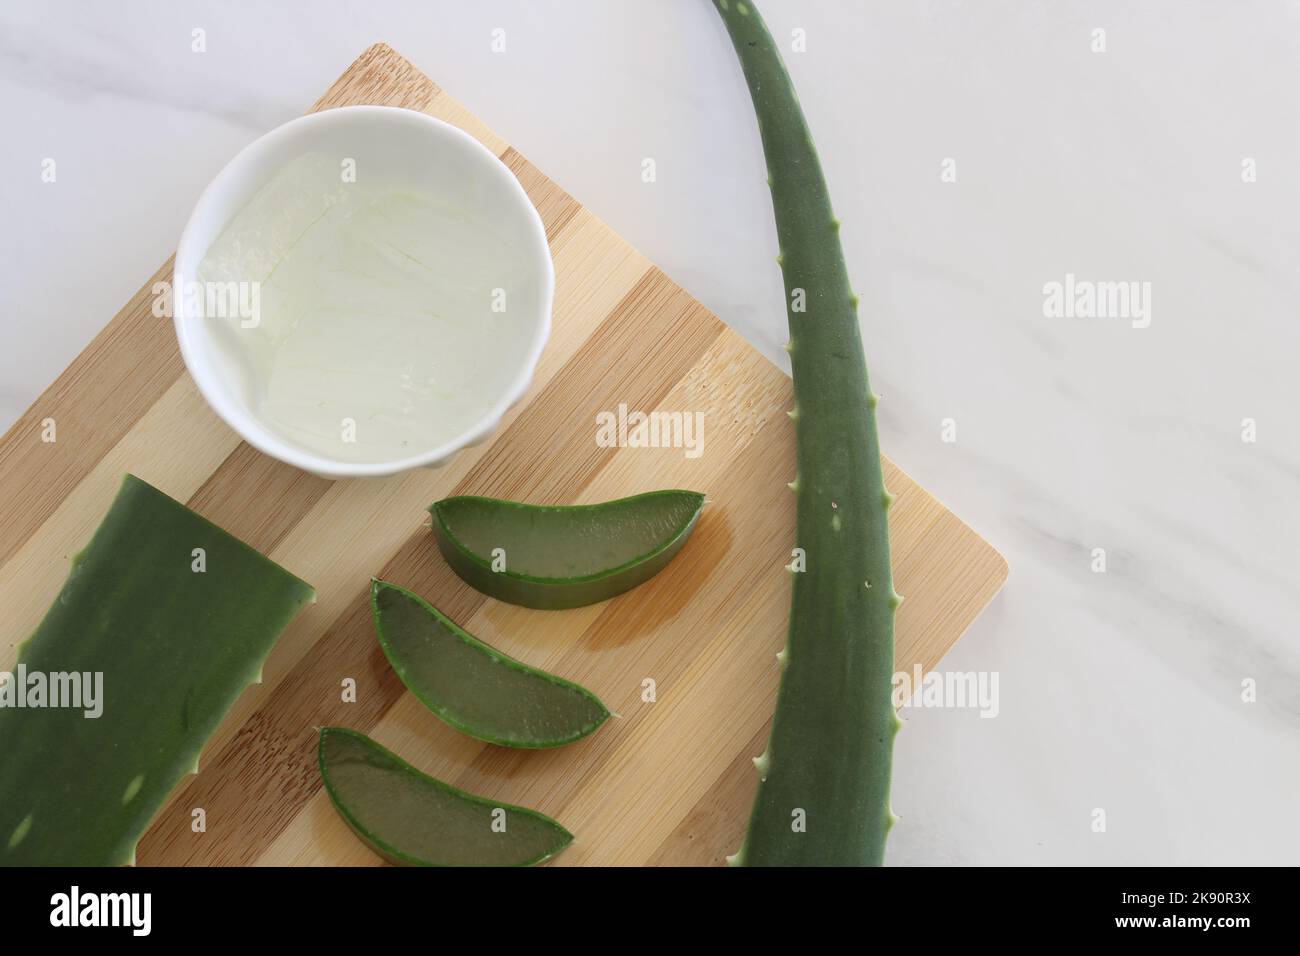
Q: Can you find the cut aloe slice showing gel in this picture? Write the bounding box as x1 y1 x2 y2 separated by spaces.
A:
372 580 609 748
429 490 706 609
318 727 573 867
0 474 315 866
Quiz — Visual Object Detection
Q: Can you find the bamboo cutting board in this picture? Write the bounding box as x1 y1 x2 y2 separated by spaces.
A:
0 44 1006 866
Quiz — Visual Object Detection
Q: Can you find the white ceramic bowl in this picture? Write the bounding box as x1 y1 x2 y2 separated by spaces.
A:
174 105 553 479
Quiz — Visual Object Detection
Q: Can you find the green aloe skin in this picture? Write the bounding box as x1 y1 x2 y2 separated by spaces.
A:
713 0 900 866
430 490 705 610
0 474 315 866
318 727 573 867
371 579 610 748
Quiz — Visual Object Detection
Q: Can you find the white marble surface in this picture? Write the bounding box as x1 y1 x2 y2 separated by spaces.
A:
2 1 1297 865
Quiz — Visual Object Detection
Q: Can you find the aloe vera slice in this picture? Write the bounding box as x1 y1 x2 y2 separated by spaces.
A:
429 490 705 609
319 727 573 866
0 474 314 866
372 580 609 748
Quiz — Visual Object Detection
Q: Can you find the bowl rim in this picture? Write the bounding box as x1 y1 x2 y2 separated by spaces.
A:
173 104 554 478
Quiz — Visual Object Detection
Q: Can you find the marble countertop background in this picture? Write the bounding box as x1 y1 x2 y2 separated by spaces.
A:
2 0 1297 865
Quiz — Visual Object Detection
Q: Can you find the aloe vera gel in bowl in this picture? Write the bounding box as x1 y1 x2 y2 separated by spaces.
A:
175 107 553 478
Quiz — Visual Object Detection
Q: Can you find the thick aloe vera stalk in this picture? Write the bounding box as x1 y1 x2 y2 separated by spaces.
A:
372 579 609 748
713 0 898 865
430 490 705 609
319 727 573 866
0 474 314 866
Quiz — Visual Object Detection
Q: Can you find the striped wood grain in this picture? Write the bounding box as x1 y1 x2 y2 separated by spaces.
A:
0 44 1006 866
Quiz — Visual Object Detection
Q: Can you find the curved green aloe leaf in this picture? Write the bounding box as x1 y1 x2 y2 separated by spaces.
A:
371 579 610 748
713 0 898 866
429 490 705 609
318 727 573 866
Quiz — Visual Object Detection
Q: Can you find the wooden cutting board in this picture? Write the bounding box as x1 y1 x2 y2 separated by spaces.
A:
0 44 1006 866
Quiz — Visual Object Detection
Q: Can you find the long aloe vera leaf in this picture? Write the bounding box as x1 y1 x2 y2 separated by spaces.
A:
713 0 899 865
318 727 573 866
0 474 315 866
371 579 609 748
430 490 705 609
